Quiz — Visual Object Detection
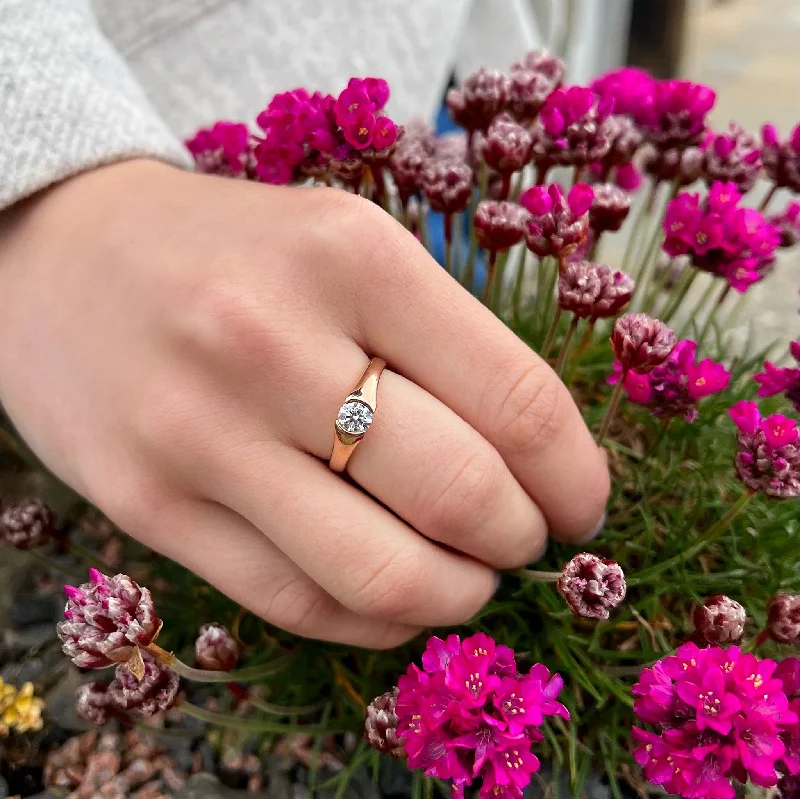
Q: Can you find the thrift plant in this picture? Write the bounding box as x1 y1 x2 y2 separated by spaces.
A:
3 51 800 799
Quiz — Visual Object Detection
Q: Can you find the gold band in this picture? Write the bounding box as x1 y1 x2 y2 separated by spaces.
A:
329 358 386 473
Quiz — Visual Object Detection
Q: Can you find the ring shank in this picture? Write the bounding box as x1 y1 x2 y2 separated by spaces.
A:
329 358 386 473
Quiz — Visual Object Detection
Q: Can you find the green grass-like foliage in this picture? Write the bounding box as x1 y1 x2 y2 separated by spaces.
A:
142 221 799 797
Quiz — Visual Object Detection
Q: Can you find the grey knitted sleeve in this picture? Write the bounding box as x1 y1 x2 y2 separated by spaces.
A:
0 0 192 211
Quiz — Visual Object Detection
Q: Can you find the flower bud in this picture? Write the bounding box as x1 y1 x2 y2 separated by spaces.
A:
108 650 180 718
365 688 404 758
481 114 533 176
1 498 55 550
558 262 634 321
693 595 746 645
556 553 626 620
473 201 528 252
57 569 161 669
76 681 112 726
611 314 676 374
420 160 473 215
589 184 631 234
195 623 240 672
446 68 511 133
767 593 800 644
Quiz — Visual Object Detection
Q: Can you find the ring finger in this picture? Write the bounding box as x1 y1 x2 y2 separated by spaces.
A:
287 346 549 569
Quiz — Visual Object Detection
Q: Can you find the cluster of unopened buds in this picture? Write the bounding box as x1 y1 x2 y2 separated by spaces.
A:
55 568 243 723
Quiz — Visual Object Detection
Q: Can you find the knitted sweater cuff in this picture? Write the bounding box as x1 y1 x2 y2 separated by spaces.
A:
0 0 192 211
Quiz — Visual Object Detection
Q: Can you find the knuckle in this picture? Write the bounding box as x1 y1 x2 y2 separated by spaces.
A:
346 550 429 619
423 450 504 538
257 576 330 635
490 363 568 455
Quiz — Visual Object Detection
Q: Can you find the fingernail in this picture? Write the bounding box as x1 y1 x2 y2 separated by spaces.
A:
493 573 503 595
586 511 607 540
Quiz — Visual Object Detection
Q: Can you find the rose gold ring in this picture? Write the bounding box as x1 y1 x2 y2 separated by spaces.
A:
329 357 386 473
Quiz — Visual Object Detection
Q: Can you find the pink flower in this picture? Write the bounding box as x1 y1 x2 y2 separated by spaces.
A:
519 183 593 260
57 569 161 669
754 343 800 413
775 658 800 697
702 123 762 194
662 183 780 291
633 644 799 798
730 402 800 498
395 634 566 798
590 67 654 124
640 80 717 150
761 123 800 193
769 200 800 248
186 121 254 178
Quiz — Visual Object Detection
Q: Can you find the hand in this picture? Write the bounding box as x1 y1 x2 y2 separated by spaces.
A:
0 160 609 648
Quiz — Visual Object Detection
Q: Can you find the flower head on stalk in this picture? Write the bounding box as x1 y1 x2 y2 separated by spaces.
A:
447 68 511 134
728 401 800 498
420 159 473 215
769 201 800 249
511 50 565 87
365 688 405 758
693 595 747 645
393 633 567 799
57 569 161 669
591 115 644 183
589 184 631 233
642 143 704 188
761 123 800 193
505 69 556 124
662 182 780 292
556 553 626 620
754 341 800 413
633 644 799 799
531 86 615 170
75 681 112 726
1 498 55 550
107 649 180 718
639 79 716 150
590 67 654 124
611 314 676 374
195 623 240 672
186 121 255 178
480 114 533 183
474 201 528 253
520 183 594 261
558 262 634 321
767 594 800 645
608 339 730 422
702 123 762 194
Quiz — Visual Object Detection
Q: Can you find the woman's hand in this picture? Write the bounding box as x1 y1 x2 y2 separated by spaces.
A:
0 160 609 648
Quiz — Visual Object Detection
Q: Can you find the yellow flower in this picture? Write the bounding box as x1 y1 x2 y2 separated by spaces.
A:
0 678 45 736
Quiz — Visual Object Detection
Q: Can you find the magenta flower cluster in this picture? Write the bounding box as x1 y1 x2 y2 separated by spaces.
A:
633 643 799 799
609 339 731 422
198 79 399 186
185 121 254 178
729 400 800 498
395 633 568 799
754 341 800 413
519 183 594 260
762 123 800 193
663 182 780 292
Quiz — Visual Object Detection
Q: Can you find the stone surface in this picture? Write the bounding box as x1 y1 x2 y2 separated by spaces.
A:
175 773 270 799
336 402 373 435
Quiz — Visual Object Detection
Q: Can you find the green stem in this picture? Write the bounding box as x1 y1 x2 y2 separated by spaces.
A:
417 203 431 253
534 255 548 336
511 247 529 325
596 376 626 446
677 277 719 339
628 492 754 586
513 568 561 583
628 216 665 312
696 283 731 351
490 249 512 312
759 184 777 213
661 269 698 325
541 307 562 361
509 169 527 203
554 316 579 377
539 256 560 343
482 251 497 304
620 197 649 278
247 697 327 717
178 700 347 735
146 644 297 683
463 214 478 292
642 257 674 315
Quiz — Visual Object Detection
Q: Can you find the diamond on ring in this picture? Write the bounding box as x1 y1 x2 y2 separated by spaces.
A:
336 400 374 436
